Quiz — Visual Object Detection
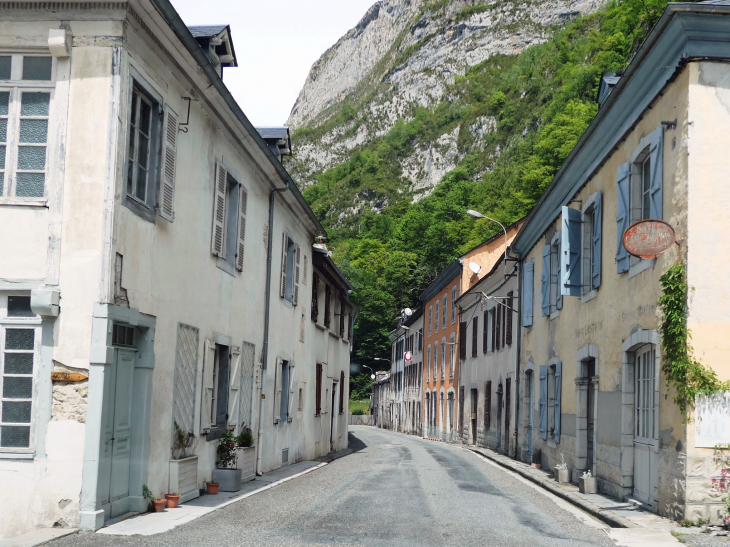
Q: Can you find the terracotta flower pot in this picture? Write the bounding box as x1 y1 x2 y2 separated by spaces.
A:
164 494 181 508
152 498 167 512
206 482 219 495
532 463 541 469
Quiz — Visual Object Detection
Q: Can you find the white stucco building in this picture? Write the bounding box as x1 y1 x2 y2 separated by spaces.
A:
0 1 352 539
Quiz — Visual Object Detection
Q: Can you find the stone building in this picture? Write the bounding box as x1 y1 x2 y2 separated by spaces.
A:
512 1 730 522
0 0 352 539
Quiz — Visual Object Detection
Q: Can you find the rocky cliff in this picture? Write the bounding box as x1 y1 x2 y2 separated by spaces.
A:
287 0 607 190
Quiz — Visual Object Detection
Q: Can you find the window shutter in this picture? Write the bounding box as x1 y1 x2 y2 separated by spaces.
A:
315 363 322 416
554 360 562 443
482 310 488 354
615 162 631 273
201 340 216 432
648 125 664 219
539 365 547 440
287 362 296 420
523 259 534 327
541 245 550 316
561 207 582 297
159 106 178 222
459 322 467 360
506 291 513 345
235 186 247 271
273 358 282 423
311 273 319 321
324 285 331 328
490 308 495 353
472 316 478 357
339 371 345 414
280 233 288 298
556 235 563 310
592 192 603 289
211 163 227 256
495 304 501 351
293 243 301 305
227 345 242 430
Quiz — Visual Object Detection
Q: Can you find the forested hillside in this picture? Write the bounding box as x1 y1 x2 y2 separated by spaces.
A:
288 0 670 370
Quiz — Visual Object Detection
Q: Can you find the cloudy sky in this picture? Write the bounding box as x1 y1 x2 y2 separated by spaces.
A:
171 0 377 126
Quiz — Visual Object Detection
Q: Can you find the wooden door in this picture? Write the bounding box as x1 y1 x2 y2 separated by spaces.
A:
633 345 658 509
586 360 596 472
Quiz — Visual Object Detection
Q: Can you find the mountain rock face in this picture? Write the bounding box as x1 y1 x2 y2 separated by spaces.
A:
287 0 607 190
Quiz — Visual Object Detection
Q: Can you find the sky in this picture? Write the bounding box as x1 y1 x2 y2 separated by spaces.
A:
171 0 378 126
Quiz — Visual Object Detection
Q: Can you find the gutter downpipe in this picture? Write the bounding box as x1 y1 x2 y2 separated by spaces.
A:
512 250 523 462
256 181 290 475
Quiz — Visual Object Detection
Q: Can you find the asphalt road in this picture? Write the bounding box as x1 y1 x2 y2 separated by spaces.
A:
51 426 614 547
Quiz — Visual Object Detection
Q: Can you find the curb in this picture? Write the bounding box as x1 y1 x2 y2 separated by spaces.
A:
316 448 353 463
467 448 634 529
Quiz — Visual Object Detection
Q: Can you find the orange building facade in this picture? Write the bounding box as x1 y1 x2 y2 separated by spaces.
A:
421 222 522 440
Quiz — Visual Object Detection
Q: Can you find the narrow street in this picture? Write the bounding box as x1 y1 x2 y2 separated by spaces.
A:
50 426 613 547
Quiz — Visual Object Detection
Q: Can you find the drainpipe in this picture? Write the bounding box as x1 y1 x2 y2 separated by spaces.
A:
512 252 523 461
256 181 290 475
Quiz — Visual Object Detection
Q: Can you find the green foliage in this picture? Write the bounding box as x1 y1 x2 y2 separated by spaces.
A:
659 264 730 417
235 427 254 448
349 373 374 400
142 485 156 502
455 4 489 23
296 0 670 363
216 430 238 469
349 399 370 415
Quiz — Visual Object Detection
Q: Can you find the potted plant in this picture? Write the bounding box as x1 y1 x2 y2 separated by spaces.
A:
554 453 570 483
164 492 181 508
235 427 256 484
169 422 199 503
143 485 167 512
532 449 542 469
211 431 242 492
579 470 597 494
206 481 219 495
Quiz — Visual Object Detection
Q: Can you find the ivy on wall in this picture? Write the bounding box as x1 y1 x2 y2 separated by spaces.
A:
659 263 730 416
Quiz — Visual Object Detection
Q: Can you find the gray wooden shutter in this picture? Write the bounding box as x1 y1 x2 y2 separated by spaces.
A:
227 345 242 430
554 360 562 443
592 192 603 289
556 235 563 310
649 125 663 219
159 106 178 222
236 186 247 271
615 162 631 273
287 362 296 420
280 233 288 298
561 207 582 297
273 357 281 423
292 243 301 306
211 162 227 256
523 259 534 327
539 365 547 440
201 340 216 432
541 246 550 316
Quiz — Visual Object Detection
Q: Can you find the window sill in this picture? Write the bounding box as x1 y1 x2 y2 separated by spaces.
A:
216 257 236 277
629 258 655 279
0 451 35 459
123 195 156 223
314 323 327 332
580 289 598 305
0 197 48 207
329 331 340 340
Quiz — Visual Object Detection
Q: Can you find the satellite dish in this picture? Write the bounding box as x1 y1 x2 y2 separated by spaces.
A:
403 308 413 317
371 374 376 380
469 262 482 275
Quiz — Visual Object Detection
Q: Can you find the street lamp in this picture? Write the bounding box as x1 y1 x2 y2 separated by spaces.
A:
466 209 508 269
361 364 376 380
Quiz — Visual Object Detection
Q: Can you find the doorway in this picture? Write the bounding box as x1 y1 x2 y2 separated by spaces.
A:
586 359 596 472
633 344 658 509
471 389 478 445
330 380 337 452
526 372 534 459
505 378 511 454
98 347 136 520
496 383 503 450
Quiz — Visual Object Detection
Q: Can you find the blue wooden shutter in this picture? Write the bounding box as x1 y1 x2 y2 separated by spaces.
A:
523 259 534 327
592 191 602 289
561 207 582 297
539 365 547 440
554 361 562 444
615 162 631 273
541 246 550 316
649 125 663 219
556 234 563 310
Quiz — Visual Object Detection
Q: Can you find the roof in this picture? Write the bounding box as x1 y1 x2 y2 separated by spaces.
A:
256 127 290 140
511 1 730 257
187 24 237 68
187 25 228 38
404 306 423 327
455 254 517 311
420 258 463 303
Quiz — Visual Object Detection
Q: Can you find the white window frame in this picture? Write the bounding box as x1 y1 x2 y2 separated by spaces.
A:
449 333 455 379
0 294 41 454
0 54 56 202
442 294 447 329
434 301 439 333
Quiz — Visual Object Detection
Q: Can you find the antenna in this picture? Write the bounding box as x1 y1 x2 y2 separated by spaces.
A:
469 262 481 275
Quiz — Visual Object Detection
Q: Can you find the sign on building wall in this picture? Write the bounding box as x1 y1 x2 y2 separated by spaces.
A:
695 392 730 447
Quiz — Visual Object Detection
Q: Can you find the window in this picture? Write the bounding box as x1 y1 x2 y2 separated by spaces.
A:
428 306 432 337
434 301 439 333
581 192 602 295
549 235 560 314
0 55 54 199
440 339 446 381
298 388 304 411
201 341 230 438
127 86 155 203
547 365 556 436
482 310 488 354
449 333 455 379
442 294 447 329
339 299 346 337
275 359 290 423
311 273 319 322
459 321 467 361
495 305 501 351
635 345 656 440
485 381 492 430
280 234 300 304
506 292 513 346
427 345 431 382
0 295 39 450
324 285 331 329
339 371 345 414
211 162 247 273
315 363 322 416
489 308 496 352
539 361 562 443
523 260 534 327
418 328 423 352
451 287 457 323
434 341 438 381
471 316 478 357
111 323 134 347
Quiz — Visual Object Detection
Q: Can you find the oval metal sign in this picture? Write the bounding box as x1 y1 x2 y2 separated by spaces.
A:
623 219 675 260
404 351 412 362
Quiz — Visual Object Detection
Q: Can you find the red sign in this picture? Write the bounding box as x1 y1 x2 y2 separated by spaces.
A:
404 351 412 362
623 219 675 260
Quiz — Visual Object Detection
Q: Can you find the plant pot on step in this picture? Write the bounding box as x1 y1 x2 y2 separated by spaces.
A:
212 468 242 492
532 463 541 469
579 476 598 494
206 482 219 495
152 498 168 512
165 494 181 508
554 467 570 483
